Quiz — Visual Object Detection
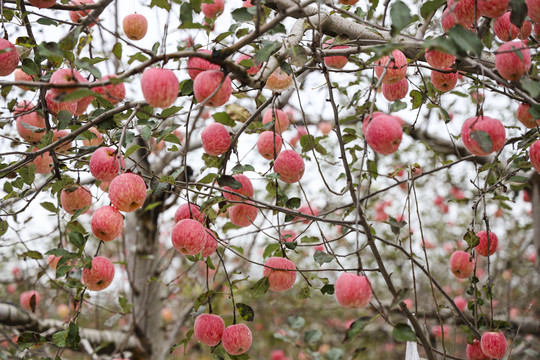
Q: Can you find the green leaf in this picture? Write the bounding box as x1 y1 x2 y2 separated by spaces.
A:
254 41 281 63
471 130 493 154
112 42 122 59
304 329 322 344
124 144 142 158
297 286 311 299
320 284 334 295
37 18 59 26
390 1 412 36
448 26 483 57
287 315 305 329
231 164 254 174
150 0 171 10
161 106 182 118
20 250 43 260
236 303 254 321
194 290 216 311
520 77 540 98
250 276 270 299
409 89 424 109
0 219 7 236
367 159 378 180
300 134 316 153
286 197 301 209
19 165 35 185
383 216 407 235
344 317 371 342
180 79 194 96
21 58 40 76
510 0 527 27
170 329 193 355
464 229 480 248
217 175 241 189
231 7 253 22
263 243 281 258
389 99 407 113
213 112 236 127
420 0 446 18
57 110 72 130
313 250 334 266
301 236 319 244
62 89 96 102
179 2 194 27
393 323 416 342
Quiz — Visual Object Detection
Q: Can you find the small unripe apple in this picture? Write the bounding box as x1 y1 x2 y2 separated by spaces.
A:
265 67 293 91
222 324 252 355
475 230 498 257
187 49 220 80
174 203 206 223
201 0 225 18
236 54 261 75
91 206 124 241
461 116 506 156
69 0 97 27
529 139 540 172
495 41 531 81
262 108 290 133
263 257 297 292
89 147 124 182
140 68 179 108
20 290 40 311
28 0 57 8
466 339 490 360
60 185 92 215
94 75 126 104
257 131 283 159
364 114 403 155
222 174 254 201
193 70 232 107
334 273 372 308
274 149 305 183
229 202 258 227
201 122 231 156
108 173 147 212
194 313 225 346
0 38 19 76
374 50 407 84
425 49 455 69
15 101 46 142
123 13 148 40
323 40 349 69
480 332 507 359
171 219 207 255
381 78 408 101
82 256 115 291
517 103 540 128
431 69 458 93
449 250 475 279
478 0 509 18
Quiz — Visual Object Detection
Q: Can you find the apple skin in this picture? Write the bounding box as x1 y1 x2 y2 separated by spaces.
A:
222 174 254 201
334 273 372 309
201 122 231 156
91 206 124 241
517 103 540 128
108 173 147 212
449 250 475 279
480 332 507 359
461 116 506 156
32 148 53 174
475 230 498 257
174 203 206 223
529 139 540 173
201 229 218 257
364 114 403 155
262 108 290 133
338 0 359 4
447 0 477 28
48 255 62 270
94 75 126 104
222 324 252 355
257 131 283 160
527 0 540 23
454 296 468 312
82 256 115 291
466 339 490 360
14 69 36 90
49 68 85 98
140 68 179 108
323 40 349 70
263 257 297 292
28 0 57 8
431 69 458 93
236 54 261 75
187 49 220 80
193 70 232 107
45 90 77 115
478 0 509 18
194 313 225 346
0 38 19 76
81 127 103 147
495 41 531 82
123 14 148 40
60 185 92 215
89 147 125 182
69 0 97 27
493 12 526 41
274 150 305 183
425 49 455 69
15 101 46 142
381 78 408 101
20 290 40 311
265 67 293 91
229 202 258 227
201 0 225 18
171 219 207 255
374 50 407 84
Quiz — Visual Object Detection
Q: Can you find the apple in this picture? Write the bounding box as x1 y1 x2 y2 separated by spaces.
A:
449 250 475 279
161 308 173 323
123 13 148 40
108 173 147 212
364 114 403 155
81 127 103 146
425 49 455 69
338 0 359 4
48 255 62 270
273 149 305 183
475 230 498 257
257 131 283 160
56 303 70 319
52 129 73 154
171 219 207 255
495 41 531 81
222 174 254 201
236 54 261 75
334 273 372 308
94 75 126 104
194 313 225 346
289 126 307 147
14 69 36 90
201 122 231 156
20 290 40 311
280 230 297 242
295 204 319 224
187 49 220 80
318 121 333 135
461 116 506 156
431 69 458 92
323 40 349 69
75 93 94 115
49 68 85 98
529 139 540 172
140 68 179 108
382 78 408 101
480 332 507 359
15 102 46 142
447 0 477 28
262 108 290 133
229 202 258 227
527 0 540 23
493 12 528 41
32 148 53 174
478 0 509 18
374 50 407 85
89 147 124 182
69 0 97 27
60 185 92 215
28 0 57 8
517 103 540 128
45 90 77 116
265 67 293 91
441 9 457 32
82 256 115 291
222 324 252 355
201 229 218 257
174 203 206 223
0 38 19 76
431 325 450 339
91 206 124 241
466 339 490 360
201 0 225 18
263 257 297 292
193 70 232 107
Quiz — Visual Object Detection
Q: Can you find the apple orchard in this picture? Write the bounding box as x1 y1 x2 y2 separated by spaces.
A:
2 0 540 359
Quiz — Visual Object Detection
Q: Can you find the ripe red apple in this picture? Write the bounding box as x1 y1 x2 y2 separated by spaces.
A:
527 0 540 23
91 206 124 242
0 38 19 76
529 139 540 172
20 290 40 311
193 70 232 107
425 49 456 69
187 49 220 80
289 126 307 147
201 122 231 156
431 69 458 92
222 174 254 201
75 93 94 116
201 0 225 18
478 0 509 18
318 121 332 135
480 332 507 359
52 130 71 153
94 75 126 104
108 173 147 212
447 0 477 28
449 250 475 279
81 127 103 147
140 68 179 108
82 256 115 291
466 339 490 360
60 185 92 215
236 54 261 75
441 9 457 32
257 131 283 159
323 40 349 69
495 41 531 81
475 230 498 257
338 0 359 4
28 0 57 8
229 202 258 227
194 313 225 346
123 14 148 40
89 147 124 182
334 273 372 308
14 69 36 90
265 67 293 91
174 203 206 223
493 12 529 41
45 90 77 116
274 149 305 183
461 116 506 156
32 148 52 174
171 219 207 255
222 324 252 355
517 103 540 128
201 229 218 257
15 101 46 142
454 296 468 311
262 108 290 133
280 230 297 242
263 257 297 292
381 78 408 101
364 114 403 155
431 325 450 339
374 50 407 85
295 204 319 223
49 68 85 98
69 0 97 27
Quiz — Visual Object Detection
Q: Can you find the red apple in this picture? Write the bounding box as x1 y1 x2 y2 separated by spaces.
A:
123 13 148 40
222 174 254 201
94 75 126 104
174 203 206 223
323 40 349 70
530 139 540 172
15 101 46 142
108 173 147 212
334 273 372 308
466 339 490 360
431 69 458 92
60 185 92 215
374 50 407 85
201 122 231 156
475 230 498 257
81 127 103 147
381 78 408 101
273 150 305 183
257 131 283 160
201 0 225 18
194 313 225 346
28 0 57 8
187 49 220 80
425 49 456 69
262 108 290 133
480 332 507 359
461 116 506 156
0 38 19 76
91 206 124 241
32 147 52 174
222 324 252 355
236 54 261 75
229 202 258 227
265 67 293 91
495 41 531 81
140 68 179 108
20 290 40 311
478 0 509 18
193 70 232 107
89 147 125 182
82 256 115 291
69 0 97 27
263 257 297 292
171 219 207 255
364 114 403 155
449 250 475 279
